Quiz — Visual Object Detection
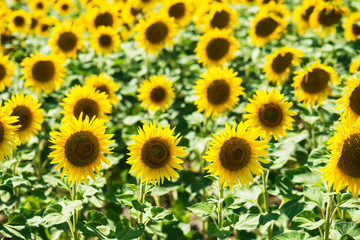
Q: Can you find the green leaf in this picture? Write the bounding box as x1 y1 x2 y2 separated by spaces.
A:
4 177 30 188
276 175 293 199
259 213 280 230
78 211 110 239
340 234 355 240
131 200 147 213
337 193 360 210
87 210 108 227
0 213 31 240
308 148 327 165
115 219 145 240
273 231 310 240
304 186 327 208
234 214 260 230
187 202 216 218
150 206 175 222
7 212 27 225
335 222 360 238
79 185 98 198
208 223 233 240
227 213 239 226
116 194 136 206
291 210 325 230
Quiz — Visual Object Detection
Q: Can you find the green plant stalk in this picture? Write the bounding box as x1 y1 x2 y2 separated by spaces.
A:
262 170 272 240
72 182 80 240
35 140 43 178
138 181 146 240
217 186 224 240
324 186 334 240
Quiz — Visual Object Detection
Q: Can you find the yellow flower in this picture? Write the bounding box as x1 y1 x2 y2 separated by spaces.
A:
121 1 144 26
28 0 49 16
200 3 238 32
0 29 16 54
7 10 32 34
54 0 74 16
0 101 19 161
204 121 269 191
292 60 340 106
350 57 360 74
292 0 319 34
35 16 58 37
243 88 297 141
20 52 66 94
137 75 175 112
86 3 120 33
263 46 304 86
49 113 114 184
256 0 283 6
336 77 360 121
5 93 45 145
162 0 194 28
127 122 187 184
0 54 15 92
194 29 238 67
84 73 119 106
344 11 360 42
259 2 290 19
319 117 360 199
194 67 244 118
90 26 121 56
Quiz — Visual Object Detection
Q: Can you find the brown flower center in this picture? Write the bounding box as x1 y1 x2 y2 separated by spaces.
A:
99 34 112 47
206 79 230 105
0 122 4 143
0 64 6 81
205 38 230 61
65 131 100 167
258 103 283 127
263 0 278 3
337 133 360 178
41 24 49 33
57 32 78 52
255 17 278 37
352 24 360 36
11 105 32 131
219 137 251 171
14 16 25 27
0 32 15 47
169 2 185 19
96 85 110 95
318 8 342 27
145 22 169 44
150 86 166 103
301 6 315 22
61 4 69 11
349 86 360 116
271 52 293 74
131 8 142 17
32 60 55 83
301 68 330 94
73 98 99 121
94 12 113 28
141 137 170 169
36 2 44 9
210 10 230 30
31 18 38 29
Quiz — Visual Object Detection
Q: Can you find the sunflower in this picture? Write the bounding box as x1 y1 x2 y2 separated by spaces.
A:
137 75 175 112
335 77 360 121
0 101 19 161
132 0 155 11
319 117 360 199
84 73 119 106
259 1 290 19
195 29 238 67
135 11 177 54
49 113 114 184
20 52 66 94
127 121 187 184
263 46 304 86
54 0 74 16
250 11 287 46
28 0 49 16
121 1 144 26
0 54 15 92
86 4 120 33
243 88 297 141
194 67 244 118
90 26 120 56
60 85 112 123
36 16 58 36
49 21 84 58
292 60 340 106
256 0 283 6
344 11 360 42
200 4 238 32
162 0 193 28
350 57 360 74
204 121 269 191
292 0 319 34
4 93 45 145
7 10 32 34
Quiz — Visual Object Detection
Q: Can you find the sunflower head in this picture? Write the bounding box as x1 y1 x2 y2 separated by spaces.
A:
84 73 119 106
163 0 193 28
28 0 49 16
86 4 119 33
350 57 360 74
7 10 32 34
90 26 121 55
344 11 360 42
204 121 269 191
127 121 187 184
0 54 15 92
200 3 238 32
335 77 360 121
0 101 19 161
293 1 318 34
54 0 74 16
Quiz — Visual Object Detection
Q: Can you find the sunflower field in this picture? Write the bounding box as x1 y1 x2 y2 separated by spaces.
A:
2 0 360 239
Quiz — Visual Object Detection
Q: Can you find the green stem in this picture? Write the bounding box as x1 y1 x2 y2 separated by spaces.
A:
324 185 334 240
262 170 272 240
137 181 146 240
72 182 80 240
35 140 43 178
217 186 224 240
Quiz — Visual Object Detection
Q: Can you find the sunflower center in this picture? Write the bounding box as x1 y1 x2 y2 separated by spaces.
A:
31 18 38 29
0 64 6 81
141 137 170 169
271 52 293 74
263 0 278 3
210 10 230 29
337 133 360 178
318 8 342 27
301 68 330 94
99 34 112 47
94 12 113 28
32 60 55 83
61 4 69 11
1 32 15 47
206 79 230 105
11 105 32 131
73 98 99 121
96 85 110 95
352 24 360 36
145 22 169 44
131 7 142 17
301 6 315 22
36 2 44 9
41 24 49 32
65 131 100 167
0 122 4 143
150 86 166 103
219 137 251 171
14 16 25 27
349 86 360 116
169 2 185 19
57 32 78 52
205 38 230 61
259 103 283 127
255 17 278 37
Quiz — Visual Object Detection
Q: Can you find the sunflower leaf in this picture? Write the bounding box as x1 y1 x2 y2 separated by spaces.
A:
115 219 145 240
187 202 216 218
273 231 310 240
0 213 31 240
208 223 233 240
290 210 325 230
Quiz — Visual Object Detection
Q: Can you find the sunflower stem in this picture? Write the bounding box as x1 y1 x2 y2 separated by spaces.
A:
324 185 334 240
72 182 80 240
138 180 146 240
262 170 272 240
217 185 224 240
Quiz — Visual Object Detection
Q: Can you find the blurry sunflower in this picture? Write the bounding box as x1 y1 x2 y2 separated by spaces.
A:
20 52 66 94
319 117 360 199
0 101 19 161
243 88 296 141
137 75 175 112
201 4 238 32
336 77 360 121
250 12 287 46
49 21 84 58
310 2 348 36
49 113 114 184
36 16 58 36
292 60 340 106
344 12 360 42
0 54 15 92
135 11 177 54
0 29 16 53
293 0 318 34
7 10 32 34
28 0 49 16
5 93 45 144
60 85 112 122
256 0 283 6
86 4 119 33
127 121 187 184
84 73 119 106
163 0 193 28
90 26 120 56
30 17 40 34
350 57 360 74
194 67 244 118
204 121 269 191
122 2 143 26
259 1 290 18
133 0 155 11
263 46 304 86
195 29 238 66
79 0 101 9
54 0 74 16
